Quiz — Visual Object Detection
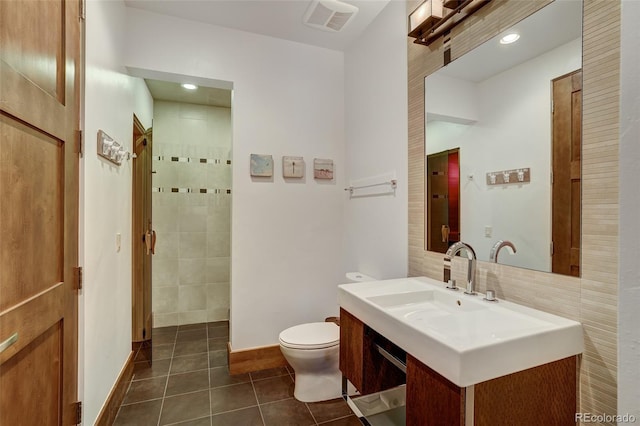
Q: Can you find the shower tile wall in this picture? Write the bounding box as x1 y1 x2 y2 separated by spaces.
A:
152 100 231 327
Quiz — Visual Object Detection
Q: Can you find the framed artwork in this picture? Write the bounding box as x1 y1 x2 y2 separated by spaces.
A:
282 156 305 178
314 158 334 179
250 154 273 177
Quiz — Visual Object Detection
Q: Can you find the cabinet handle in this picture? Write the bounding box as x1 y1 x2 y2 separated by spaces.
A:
0 333 18 354
376 344 407 374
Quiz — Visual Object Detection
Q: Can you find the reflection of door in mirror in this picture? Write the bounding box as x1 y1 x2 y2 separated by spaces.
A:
427 148 460 253
552 70 582 277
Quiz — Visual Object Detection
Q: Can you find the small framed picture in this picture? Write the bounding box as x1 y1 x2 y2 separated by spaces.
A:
282 156 305 178
314 158 334 180
250 154 273 177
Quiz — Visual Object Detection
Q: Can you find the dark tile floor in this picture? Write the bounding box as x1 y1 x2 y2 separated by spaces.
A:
114 321 361 426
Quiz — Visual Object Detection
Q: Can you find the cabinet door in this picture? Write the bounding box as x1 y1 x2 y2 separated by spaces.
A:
361 327 406 394
406 354 465 426
339 308 364 391
340 309 407 395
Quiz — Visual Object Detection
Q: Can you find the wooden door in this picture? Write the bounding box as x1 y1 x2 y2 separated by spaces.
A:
426 149 460 253
0 0 81 424
132 119 154 345
552 70 582 277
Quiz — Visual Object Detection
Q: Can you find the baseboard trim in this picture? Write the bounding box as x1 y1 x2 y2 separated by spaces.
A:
228 342 288 375
95 351 135 426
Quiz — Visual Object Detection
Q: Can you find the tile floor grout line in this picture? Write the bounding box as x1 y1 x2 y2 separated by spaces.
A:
120 394 165 407
304 401 320 425
112 377 136 420
316 413 357 425
258 396 301 407
156 330 177 426
250 373 268 426
207 324 213 426
209 380 253 390
251 373 293 382
208 403 261 417
168 367 210 377
163 414 211 426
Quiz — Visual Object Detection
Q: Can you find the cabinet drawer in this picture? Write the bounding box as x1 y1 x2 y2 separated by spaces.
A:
346 384 406 426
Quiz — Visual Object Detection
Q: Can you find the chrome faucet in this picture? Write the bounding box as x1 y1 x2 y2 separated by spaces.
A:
443 241 477 295
490 240 517 263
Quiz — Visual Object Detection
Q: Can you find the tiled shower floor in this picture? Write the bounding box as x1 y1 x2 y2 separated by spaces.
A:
113 321 360 425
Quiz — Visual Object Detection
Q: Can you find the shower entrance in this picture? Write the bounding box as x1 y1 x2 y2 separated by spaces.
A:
144 78 233 330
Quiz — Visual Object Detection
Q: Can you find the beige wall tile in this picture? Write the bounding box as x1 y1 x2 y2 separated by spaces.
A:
207 257 231 283
180 232 207 258
179 285 208 311
179 258 207 286
153 287 179 314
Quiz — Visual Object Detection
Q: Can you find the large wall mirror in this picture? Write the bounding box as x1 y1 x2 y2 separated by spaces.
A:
424 0 583 276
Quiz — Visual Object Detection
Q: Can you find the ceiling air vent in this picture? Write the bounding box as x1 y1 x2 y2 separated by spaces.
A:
303 0 359 32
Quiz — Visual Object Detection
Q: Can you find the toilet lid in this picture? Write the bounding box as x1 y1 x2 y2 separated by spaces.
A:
279 322 339 349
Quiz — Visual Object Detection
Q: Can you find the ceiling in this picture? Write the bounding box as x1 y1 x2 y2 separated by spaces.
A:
130 0 393 105
145 78 232 108
133 0 581 105
124 0 393 52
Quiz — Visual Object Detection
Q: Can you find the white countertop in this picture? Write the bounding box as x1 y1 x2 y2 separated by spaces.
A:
338 276 584 387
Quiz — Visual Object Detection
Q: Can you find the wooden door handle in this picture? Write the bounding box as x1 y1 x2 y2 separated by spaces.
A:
151 230 157 255
441 225 450 243
144 231 152 255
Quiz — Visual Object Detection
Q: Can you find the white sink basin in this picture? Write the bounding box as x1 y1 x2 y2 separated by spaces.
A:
338 277 584 387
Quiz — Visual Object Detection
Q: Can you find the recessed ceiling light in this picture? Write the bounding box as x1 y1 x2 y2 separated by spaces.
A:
500 33 520 45
181 83 198 90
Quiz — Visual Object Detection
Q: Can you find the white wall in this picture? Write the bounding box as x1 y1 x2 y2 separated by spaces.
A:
343 1 408 281
618 0 640 417
124 8 346 350
426 39 581 270
426 73 478 124
82 0 153 424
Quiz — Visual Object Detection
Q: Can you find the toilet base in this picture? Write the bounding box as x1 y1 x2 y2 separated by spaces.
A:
293 370 343 402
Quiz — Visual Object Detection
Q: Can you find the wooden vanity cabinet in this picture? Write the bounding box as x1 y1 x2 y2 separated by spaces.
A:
339 308 405 394
406 354 465 425
341 308 578 425
339 308 365 390
407 353 577 426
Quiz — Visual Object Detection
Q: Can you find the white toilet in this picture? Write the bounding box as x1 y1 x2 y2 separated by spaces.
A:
279 272 376 402
279 322 341 402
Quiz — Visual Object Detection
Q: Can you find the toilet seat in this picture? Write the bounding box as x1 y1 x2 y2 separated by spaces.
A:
279 322 339 350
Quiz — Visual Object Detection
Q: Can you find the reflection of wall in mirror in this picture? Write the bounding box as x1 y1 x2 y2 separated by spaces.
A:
425 38 581 271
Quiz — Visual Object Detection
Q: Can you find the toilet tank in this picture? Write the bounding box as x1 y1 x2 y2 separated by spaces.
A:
345 272 377 282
